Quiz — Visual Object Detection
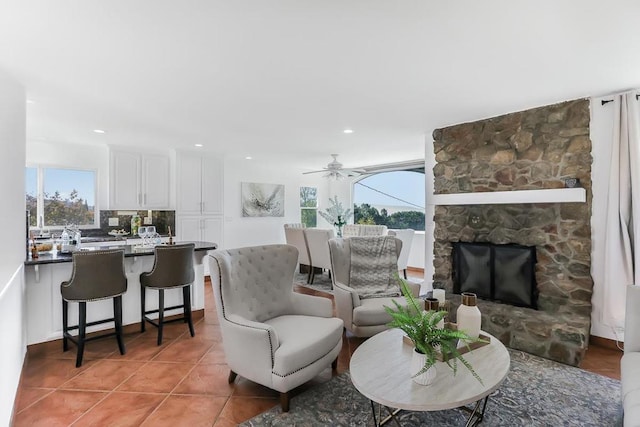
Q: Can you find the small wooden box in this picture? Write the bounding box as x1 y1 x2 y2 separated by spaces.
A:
402 322 491 362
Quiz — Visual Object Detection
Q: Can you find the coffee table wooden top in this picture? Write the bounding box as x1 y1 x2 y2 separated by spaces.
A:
349 328 510 412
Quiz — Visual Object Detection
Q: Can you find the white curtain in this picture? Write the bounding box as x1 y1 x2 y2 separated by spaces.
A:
602 92 640 329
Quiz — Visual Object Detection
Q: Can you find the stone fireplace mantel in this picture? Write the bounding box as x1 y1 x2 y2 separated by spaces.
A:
430 187 586 206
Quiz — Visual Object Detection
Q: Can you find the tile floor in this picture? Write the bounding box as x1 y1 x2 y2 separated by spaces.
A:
13 274 622 426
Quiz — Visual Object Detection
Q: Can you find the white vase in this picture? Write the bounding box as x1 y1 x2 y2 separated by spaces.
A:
410 349 437 386
456 292 481 339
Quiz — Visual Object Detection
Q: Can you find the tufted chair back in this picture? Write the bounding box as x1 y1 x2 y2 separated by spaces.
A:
342 224 388 237
209 244 299 323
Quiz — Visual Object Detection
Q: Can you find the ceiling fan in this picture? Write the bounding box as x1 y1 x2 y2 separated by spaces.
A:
303 154 366 179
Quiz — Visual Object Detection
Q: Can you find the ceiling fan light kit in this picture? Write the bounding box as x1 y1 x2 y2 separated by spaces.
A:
304 154 366 179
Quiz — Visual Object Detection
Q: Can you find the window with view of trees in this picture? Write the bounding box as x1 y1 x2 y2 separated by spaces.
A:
353 170 425 231
26 166 97 228
300 186 317 227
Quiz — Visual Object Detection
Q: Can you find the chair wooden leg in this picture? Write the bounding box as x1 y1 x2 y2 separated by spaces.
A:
62 299 69 352
280 392 290 412
183 285 195 337
332 357 338 370
76 302 87 368
228 370 238 383
140 285 146 332
114 296 126 355
157 289 165 346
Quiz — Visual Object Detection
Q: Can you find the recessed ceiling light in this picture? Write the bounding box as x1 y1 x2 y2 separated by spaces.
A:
245 156 253 160
26 99 34 104
343 129 354 134
194 144 203 147
93 129 105 134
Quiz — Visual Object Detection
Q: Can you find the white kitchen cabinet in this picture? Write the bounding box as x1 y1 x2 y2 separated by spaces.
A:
177 216 223 246
177 152 223 215
177 215 223 276
110 149 170 209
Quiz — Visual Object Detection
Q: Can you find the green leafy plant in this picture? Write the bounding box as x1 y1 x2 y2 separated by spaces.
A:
318 195 352 236
384 279 485 384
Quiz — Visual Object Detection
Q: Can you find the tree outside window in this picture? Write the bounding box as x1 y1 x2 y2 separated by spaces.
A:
300 187 317 228
26 166 97 228
353 170 425 231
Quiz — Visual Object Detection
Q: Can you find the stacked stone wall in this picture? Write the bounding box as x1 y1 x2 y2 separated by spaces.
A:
432 99 593 366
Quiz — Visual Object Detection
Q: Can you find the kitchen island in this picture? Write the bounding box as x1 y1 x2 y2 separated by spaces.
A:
24 241 217 345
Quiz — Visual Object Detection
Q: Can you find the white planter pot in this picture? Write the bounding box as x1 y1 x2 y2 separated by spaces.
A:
410 349 437 385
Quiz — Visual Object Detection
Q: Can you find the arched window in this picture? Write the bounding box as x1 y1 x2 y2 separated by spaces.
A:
353 169 425 231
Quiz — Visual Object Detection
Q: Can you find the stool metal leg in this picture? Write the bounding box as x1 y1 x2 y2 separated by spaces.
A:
62 299 69 352
183 285 195 337
157 289 165 345
114 296 125 355
76 302 87 368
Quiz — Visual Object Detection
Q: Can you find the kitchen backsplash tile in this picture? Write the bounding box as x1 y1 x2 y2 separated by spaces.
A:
99 210 175 236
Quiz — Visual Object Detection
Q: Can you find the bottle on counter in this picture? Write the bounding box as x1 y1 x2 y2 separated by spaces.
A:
131 214 141 237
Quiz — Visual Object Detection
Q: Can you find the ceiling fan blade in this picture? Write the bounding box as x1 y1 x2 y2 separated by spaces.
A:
302 169 327 175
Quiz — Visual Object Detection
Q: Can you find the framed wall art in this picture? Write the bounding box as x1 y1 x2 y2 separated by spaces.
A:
241 182 285 217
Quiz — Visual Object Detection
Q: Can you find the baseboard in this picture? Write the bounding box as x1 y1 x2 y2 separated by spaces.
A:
406 267 425 274
26 309 204 357
589 334 623 351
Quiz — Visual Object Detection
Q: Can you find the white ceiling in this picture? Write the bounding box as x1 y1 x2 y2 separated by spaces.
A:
1 1 639 171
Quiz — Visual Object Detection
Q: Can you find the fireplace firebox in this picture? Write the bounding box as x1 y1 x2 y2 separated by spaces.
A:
452 242 538 309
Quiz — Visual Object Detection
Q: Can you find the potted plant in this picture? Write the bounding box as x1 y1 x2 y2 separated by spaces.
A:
384 279 484 386
318 195 352 237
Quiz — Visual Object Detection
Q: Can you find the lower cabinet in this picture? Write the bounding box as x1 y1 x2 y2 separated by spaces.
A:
177 215 223 275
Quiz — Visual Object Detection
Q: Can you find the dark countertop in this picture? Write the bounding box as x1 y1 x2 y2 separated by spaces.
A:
25 241 218 266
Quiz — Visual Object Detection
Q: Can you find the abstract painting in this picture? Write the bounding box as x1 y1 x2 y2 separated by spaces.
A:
241 182 285 217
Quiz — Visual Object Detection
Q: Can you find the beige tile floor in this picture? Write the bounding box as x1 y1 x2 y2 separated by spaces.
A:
13 272 621 426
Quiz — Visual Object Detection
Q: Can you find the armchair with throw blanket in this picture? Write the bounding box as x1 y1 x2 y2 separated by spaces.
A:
328 236 421 337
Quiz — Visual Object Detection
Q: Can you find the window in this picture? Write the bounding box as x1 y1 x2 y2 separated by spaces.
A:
26 166 97 228
300 186 317 228
353 170 425 230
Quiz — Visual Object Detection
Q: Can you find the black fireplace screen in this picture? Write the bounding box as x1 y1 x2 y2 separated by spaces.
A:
452 242 538 309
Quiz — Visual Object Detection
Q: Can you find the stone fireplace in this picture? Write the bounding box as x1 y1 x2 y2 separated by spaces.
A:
432 99 593 366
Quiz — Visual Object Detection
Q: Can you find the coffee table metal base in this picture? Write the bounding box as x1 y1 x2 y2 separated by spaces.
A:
370 395 490 426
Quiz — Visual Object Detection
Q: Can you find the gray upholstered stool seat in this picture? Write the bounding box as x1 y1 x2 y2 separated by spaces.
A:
140 243 196 345
61 249 128 367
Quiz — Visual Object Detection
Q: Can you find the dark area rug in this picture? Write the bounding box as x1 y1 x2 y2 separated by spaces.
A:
241 349 623 426
295 271 333 294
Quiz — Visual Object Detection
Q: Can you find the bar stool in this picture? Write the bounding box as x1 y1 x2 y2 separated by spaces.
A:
140 243 196 345
61 249 128 367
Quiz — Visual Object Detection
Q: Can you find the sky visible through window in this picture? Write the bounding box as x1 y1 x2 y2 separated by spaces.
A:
26 167 95 206
354 171 424 209
43 169 95 206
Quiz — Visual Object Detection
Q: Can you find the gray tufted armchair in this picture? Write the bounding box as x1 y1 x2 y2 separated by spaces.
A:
328 237 421 337
207 244 344 412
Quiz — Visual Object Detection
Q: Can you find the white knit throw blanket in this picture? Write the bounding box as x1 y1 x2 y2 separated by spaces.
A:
349 236 400 299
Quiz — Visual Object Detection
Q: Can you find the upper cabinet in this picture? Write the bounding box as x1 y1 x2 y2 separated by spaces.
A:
110 149 170 209
177 152 223 215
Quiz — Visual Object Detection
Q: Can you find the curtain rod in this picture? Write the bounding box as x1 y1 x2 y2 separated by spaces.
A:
601 93 640 105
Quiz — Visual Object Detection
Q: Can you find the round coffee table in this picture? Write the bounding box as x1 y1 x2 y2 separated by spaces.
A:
350 328 510 426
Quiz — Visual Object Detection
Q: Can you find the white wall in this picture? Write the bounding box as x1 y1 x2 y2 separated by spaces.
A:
223 157 329 249
0 69 27 426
